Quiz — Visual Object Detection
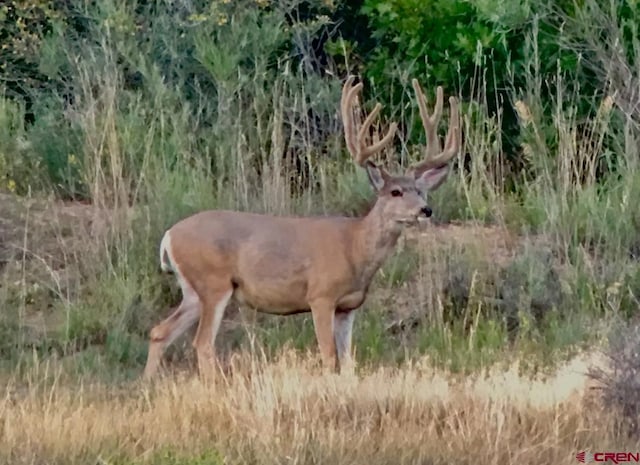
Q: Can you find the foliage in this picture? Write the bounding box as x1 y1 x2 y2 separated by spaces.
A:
0 0 64 99
589 322 640 437
354 2 590 172
359 0 518 87
0 0 629 194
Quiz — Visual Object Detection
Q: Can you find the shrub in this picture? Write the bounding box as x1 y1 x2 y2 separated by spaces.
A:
589 322 640 437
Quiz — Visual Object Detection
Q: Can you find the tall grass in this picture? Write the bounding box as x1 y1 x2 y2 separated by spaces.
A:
0 350 621 465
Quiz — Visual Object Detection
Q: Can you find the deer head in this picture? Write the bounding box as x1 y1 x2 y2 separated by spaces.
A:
341 76 460 226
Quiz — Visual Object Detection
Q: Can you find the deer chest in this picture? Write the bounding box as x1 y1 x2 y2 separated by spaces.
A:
336 289 367 311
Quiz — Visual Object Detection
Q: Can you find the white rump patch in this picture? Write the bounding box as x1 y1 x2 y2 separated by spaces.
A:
159 230 174 273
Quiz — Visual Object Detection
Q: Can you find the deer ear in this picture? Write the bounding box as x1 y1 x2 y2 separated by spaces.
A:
415 165 449 192
365 161 387 191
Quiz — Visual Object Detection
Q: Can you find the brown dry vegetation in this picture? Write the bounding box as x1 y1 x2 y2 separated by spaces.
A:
0 349 622 465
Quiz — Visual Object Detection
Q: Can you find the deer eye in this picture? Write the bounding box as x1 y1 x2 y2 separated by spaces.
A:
390 188 403 197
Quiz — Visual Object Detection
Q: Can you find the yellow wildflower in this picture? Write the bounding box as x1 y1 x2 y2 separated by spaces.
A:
187 13 208 23
217 13 228 25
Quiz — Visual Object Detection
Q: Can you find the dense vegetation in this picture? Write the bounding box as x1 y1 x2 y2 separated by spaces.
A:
1 0 640 462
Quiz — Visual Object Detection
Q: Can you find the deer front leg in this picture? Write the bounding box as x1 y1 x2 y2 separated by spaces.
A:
192 287 233 381
310 299 337 373
334 310 356 376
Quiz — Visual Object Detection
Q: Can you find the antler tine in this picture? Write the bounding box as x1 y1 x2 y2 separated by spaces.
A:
359 103 398 159
412 79 444 157
341 75 398 167
341 76 361 162
408 82 460 176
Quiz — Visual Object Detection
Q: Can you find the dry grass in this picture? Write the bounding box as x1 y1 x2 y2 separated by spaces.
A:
0 349 626 465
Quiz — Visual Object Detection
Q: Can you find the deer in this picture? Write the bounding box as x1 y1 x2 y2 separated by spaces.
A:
142 76 460 380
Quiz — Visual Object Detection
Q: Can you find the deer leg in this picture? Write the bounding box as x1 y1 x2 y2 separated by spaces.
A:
310 300 337 373
192 287 233 380
334 310 356 375
144 285 200 379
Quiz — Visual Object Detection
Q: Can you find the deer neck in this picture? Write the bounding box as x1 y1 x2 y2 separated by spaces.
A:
351 203 402 286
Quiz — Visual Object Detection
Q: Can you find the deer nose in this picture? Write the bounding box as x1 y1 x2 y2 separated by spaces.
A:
421 206 433 218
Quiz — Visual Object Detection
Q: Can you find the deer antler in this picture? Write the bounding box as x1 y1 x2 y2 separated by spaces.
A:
407 79 460 177
341 75 398 168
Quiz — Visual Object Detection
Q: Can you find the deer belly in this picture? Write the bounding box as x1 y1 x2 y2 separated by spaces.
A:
232 279 309 315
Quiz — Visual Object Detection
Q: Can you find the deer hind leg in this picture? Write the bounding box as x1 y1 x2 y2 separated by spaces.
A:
192 285 234 381
143 281 200 379
334 310 356 375
310 299 338 373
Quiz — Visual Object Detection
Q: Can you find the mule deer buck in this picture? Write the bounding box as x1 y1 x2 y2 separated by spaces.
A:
143 76 460 379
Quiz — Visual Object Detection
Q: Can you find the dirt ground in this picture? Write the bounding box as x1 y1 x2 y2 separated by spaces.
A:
0 193 94 268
